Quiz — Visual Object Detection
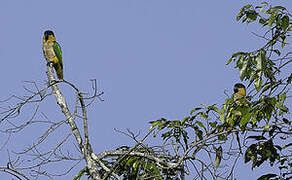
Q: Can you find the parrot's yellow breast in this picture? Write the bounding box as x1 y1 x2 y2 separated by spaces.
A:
43 41 58 63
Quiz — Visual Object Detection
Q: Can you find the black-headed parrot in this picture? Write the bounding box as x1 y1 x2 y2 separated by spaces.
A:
42 30 63 80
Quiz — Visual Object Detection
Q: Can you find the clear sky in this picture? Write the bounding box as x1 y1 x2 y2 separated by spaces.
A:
0 0 291 179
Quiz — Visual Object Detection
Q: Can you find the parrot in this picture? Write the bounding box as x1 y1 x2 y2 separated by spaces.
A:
227 83 247 153
233 83 246 103
221 83 247 124
42 30 63 80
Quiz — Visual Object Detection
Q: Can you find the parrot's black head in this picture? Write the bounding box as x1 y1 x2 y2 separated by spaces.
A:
234 83 245 93
44 30 55 41
233 83 246 100
233 83 246 101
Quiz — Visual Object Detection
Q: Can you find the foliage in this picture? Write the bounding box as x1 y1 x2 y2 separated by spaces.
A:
150 2 291 180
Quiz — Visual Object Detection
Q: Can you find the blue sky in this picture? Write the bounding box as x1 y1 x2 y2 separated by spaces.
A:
0 0 291 179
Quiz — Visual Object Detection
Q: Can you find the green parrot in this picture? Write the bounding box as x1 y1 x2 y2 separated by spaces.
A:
221 83 247 124
42 30 63 80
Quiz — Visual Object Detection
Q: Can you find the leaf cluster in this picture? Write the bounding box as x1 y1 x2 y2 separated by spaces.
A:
148 2 291 180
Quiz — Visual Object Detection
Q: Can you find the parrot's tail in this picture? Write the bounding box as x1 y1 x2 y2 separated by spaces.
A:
53 63 63 80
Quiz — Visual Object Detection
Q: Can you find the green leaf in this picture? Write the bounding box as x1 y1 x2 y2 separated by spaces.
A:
281 36 287 48
272 49 281 56
220 101 228 123
281 15 289 31
239 56 248 81
149 120 160 130
268 10 277 30
190 107 203 115
259 6 266 13
246 10 258 22
259 18 267 26
260 50 266 68
274 6 287 11
243 18 249 24
218 134 227 141
282 118 289 124
278 92 286 103
247 136 266 140
274 145 282 151
199 112 208 119
170 120 181 128
255 53 262 70
226 57 233 65
133 160 139 171
240 112 252 127
226 52 246 65
207 104 220 113
287 73 292 84
161 130 172 140
251 111 258 124
237 12 244 21
126 156 137 167
215 146 223 168
219 109 225 123
149 118 168 130
209 122 217 128
237 8 245 21
282 143 292 149
243 5 252 9
245 144 257 163
194 127 203 140
237 4 252 22
181 116 190 125
257 173 278 180
255 78 263 92
196 120 205 130
263 125 270 131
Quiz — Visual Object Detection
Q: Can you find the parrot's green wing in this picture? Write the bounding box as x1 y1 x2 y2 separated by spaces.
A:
53 42 63 69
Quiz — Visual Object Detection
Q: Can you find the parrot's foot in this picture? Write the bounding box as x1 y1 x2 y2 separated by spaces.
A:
50 80 57 85
49 79 64 86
